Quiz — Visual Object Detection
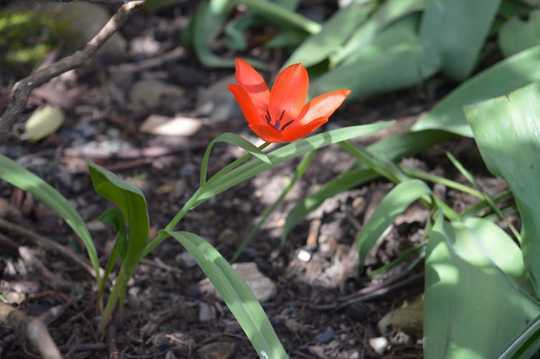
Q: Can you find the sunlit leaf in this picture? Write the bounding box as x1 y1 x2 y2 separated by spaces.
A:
420 0 501 80
0 154 100 276
166 230 288 359
465 81 540 296
413 45 540 137
425 214 540 358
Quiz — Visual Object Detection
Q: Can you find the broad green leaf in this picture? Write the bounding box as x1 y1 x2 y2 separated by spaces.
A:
356 180 431 266
200 133 271 187
284 0 376 67
498 315 540 359
311 15 439 99
425 214 540 359
283 130 454 238
166 230 288 359
465 82 540 296
0 154 99 276
265 30 307 49
238 0 321 34
197 122 392 204
88 163 149 276
224 15 257 50
420 0 501 80
499 10 540 58
331 0 424 66
413 45 540 137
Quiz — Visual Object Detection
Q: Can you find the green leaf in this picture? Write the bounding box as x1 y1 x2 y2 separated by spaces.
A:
498 315 540 359
413 45 540 137
284 0 376 67
331 0 424 66
166 230 288 359
499 10 540 58
197 122 393 204
356 180 431 267
0 154 99 276
88 163 149 276
192 1 235 68
200 133 271 187
311 15 439 99
465 81 540 296
420 0 501 80
265 30 307 49
425 214 540 358
283 130 454 239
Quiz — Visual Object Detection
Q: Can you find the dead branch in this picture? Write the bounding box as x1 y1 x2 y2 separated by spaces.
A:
0 302 63 359
0 0 145 137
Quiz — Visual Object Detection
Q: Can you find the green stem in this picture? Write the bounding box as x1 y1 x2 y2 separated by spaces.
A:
237 0 321 34
401 166 485 200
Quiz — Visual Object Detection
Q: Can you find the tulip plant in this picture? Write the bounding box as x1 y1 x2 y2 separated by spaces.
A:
0 58 390 358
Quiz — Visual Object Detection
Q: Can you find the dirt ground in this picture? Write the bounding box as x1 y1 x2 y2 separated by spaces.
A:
0 2 498 358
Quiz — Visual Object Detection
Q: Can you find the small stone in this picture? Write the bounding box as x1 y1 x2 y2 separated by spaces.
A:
198 302 216 322
369 337 389 355
130 80 185 110
315 327 335 344
176 252 197 268
297 249 312 262
199 263 276 302
22 106 64 142
196 341 236 359
140 115 202 136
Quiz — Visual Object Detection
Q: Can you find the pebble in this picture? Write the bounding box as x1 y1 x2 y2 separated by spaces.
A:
196 341 236 359
369 337 389 355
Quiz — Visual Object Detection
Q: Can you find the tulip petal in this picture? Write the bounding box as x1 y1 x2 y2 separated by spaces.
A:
269 63 309 122
280 116 329 142
235 58 270 114
228 84 265 127
249 123 284 143
299 89 351 125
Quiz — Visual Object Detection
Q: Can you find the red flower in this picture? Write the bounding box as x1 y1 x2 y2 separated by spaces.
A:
228 58 351 143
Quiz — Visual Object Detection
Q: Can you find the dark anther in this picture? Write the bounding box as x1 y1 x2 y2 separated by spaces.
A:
265 110 272 125
275 110 285 129
281 120 294 131
265 108 294 131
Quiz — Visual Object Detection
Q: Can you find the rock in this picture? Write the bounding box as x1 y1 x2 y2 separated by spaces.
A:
369 337 389 355
197 75 240 122
41 2 127 58
22 106 64 142
140 115 202 136
199 262 276 302
198 302 216 322
315 327 336 344
196 341 236 359
378 295 423 337
176 252 197 269
130 80 185 111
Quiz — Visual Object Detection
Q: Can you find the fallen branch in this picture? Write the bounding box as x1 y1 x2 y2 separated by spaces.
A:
0 302 63 359
0 0 145 137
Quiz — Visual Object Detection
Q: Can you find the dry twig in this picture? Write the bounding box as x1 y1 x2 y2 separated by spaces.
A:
0 0 145 137
0 302 63 359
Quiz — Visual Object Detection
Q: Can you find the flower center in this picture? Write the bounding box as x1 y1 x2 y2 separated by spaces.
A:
265 109 294 131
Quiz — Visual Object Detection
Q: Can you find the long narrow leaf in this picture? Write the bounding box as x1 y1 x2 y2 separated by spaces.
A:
200 133 270 187
166 230 288 359
0 154 99 276
356 180 431 267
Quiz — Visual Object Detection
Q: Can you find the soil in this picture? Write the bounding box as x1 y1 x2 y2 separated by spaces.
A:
0 2 499 358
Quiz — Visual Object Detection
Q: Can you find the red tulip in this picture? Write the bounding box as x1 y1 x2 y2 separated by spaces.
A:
228 58 351 143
